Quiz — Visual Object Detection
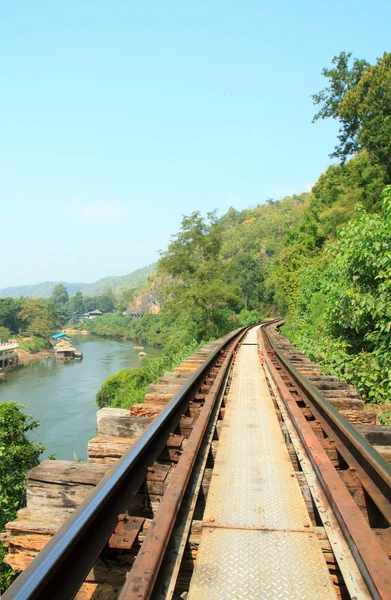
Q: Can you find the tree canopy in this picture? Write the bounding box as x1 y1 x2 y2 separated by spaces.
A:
18 298 63 339
313 52 391 179
159 211 240 339
50 284 69 307
0 403 43 591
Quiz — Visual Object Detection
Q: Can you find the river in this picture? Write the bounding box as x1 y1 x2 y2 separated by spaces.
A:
0 335 161 461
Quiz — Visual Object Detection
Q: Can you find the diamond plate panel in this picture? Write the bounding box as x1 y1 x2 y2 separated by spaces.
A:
189 328 336 599
204 334 310 531
188 528 336 599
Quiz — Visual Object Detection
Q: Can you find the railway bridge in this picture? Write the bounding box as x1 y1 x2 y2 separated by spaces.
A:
2 322 391 599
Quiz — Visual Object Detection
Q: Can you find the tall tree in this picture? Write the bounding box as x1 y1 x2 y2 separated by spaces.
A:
159 211 239 338
228 253 265 310
0 299 23 333
313 52 391 179
18 298 63 339
51 284 69 307
84 294 115 313
67 291 85 315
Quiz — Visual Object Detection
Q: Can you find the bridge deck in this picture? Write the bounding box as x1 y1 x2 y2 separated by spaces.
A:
188 326 337 599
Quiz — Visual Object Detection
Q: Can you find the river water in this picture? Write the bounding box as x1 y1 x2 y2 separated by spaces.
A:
0 335 161 461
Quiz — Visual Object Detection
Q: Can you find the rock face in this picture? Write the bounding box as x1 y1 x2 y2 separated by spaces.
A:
126 276 167 316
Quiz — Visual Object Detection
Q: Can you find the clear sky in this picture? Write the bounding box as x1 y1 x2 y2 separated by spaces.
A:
1 0 390 287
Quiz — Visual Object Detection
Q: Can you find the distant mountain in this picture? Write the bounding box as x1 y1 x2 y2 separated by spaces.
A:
0 281 85 299
82 264 156 296
0 264 156 299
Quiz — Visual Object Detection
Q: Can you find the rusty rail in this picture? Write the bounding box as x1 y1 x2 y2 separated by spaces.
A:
4 327 247 600
6 320 391 599
260 322 391 600
119 329 246 599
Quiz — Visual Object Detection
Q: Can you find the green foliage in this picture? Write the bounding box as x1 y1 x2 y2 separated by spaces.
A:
159 211 240 340
227 253 265 310
95 341 201 409
0 403 44 592
379 412 391 426
0 327 12 342
51 284 69 308
84 293 115 314
314 52 391 179
283 186 391 404
67 291 85 316
0 298 23 333
312 151 387 219
18 298 64 340
236 309 263 327
18 336 48 354
117 287 138 313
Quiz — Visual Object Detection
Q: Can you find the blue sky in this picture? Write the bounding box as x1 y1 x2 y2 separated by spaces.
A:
1 0 390 287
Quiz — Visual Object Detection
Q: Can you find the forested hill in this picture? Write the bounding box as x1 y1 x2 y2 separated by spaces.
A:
0 263 156 299
87 51 391 410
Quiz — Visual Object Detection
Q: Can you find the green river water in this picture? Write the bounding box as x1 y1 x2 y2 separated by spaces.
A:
0 335 161 461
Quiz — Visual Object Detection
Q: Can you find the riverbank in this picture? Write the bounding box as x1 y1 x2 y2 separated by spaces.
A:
62 328 89 336
72 313 170 348
18 348 52 365
0 335 162 460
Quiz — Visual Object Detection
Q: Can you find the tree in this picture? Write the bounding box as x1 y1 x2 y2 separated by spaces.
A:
0 299 23 333
312 151 387 219
313 52 369 160
0 403 44 592
117 288 137 313
322 186 391 355
0 327 11 342
84 294 115 313
159 211 239 339
96 294 115 313
228 253 265 310
67 291 85 316
51 284 69 308
313 52 391 179
18 298 63 339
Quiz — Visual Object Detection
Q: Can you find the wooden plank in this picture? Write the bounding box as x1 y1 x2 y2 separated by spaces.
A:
27 460 110 485
87 436 136 463
97 408 153 437
355 423 391 445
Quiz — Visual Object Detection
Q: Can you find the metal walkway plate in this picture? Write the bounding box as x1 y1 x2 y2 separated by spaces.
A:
188 327 336 599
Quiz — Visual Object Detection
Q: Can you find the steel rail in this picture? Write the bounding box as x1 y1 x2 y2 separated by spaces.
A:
260 323 391 600
4 327 246 600
264 323 391 508
119 328 246 599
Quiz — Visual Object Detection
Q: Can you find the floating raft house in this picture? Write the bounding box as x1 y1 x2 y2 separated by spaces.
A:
54 340 77 360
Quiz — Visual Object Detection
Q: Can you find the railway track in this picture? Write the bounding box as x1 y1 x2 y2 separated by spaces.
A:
3 321 391 599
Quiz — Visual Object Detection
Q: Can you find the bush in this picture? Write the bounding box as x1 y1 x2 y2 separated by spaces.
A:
0 327 11 342
283 186 391 404
0 403 44 592
95 341 202 409
18 336 48 354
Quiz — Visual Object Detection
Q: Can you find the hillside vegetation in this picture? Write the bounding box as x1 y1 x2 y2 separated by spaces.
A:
93 51 391 410
1 51 389 411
